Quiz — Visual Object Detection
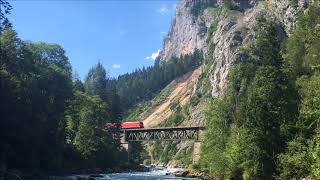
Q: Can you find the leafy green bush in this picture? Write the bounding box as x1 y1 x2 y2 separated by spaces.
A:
277 137 312 179
206 20 219 44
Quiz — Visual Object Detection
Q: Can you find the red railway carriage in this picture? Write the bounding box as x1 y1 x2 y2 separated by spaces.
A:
120 121 144 129
104 121 144 129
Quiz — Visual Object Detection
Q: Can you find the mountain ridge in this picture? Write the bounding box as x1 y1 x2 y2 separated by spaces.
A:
128 0 310 167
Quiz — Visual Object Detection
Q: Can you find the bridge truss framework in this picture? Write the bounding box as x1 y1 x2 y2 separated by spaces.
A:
123 126 205 142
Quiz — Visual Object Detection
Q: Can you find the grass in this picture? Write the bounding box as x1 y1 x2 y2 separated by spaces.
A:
123 82 173 122
174 145 194 166
149 141 179 164
206 20 219 44
207 6 240 21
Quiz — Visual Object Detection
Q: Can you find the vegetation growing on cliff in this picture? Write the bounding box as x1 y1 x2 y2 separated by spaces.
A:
0 0 205 171
200 1 320 179
1 0 320 178
115 49 203 111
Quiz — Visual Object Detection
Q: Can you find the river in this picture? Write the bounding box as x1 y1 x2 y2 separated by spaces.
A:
50 167 197 180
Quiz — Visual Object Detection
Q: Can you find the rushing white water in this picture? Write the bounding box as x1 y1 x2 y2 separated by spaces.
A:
103 167 195 180
50 167 197 180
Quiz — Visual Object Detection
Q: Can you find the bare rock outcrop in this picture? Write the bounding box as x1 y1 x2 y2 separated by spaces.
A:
160 0 308 97
141 0 309 167
269 0 309 32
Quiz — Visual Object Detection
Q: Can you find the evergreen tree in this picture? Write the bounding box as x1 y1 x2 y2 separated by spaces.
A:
66 91 118 167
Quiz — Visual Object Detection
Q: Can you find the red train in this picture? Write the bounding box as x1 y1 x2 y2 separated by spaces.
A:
105 121 144 129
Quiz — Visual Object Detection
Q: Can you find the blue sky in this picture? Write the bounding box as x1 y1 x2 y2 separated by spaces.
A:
8 0 177 79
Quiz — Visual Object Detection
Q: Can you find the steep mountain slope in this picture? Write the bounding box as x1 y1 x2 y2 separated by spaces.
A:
126 0 309 167
161 0 307 97
125 67 207 127
143 67 202 128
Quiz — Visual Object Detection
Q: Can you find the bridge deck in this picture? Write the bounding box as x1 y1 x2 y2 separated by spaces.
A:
123 126 205 141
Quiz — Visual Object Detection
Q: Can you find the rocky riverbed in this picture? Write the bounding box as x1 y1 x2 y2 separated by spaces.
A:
47 167 201 180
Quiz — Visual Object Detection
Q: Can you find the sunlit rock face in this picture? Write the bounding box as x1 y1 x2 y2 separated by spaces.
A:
150 0 309 166
159 0 208 62
269 0 309 32
160 0 308 97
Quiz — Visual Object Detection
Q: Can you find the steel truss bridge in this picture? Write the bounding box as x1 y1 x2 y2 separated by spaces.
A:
123 126 205 142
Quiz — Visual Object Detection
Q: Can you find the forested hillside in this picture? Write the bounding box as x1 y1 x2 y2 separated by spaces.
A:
114 50 203 111
0 0 202 173
0 15 123 172
120 0 320 179
1 0 320 179
199 1 320 179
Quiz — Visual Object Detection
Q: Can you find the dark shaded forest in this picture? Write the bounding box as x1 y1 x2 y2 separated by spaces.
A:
0 0 202 174
199 1 320 179
1 0 320 179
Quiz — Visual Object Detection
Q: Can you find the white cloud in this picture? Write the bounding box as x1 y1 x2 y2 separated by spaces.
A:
119 30 128 36
157 5 170 15
161 31 167 35
145 49 161 60
112 64 121 69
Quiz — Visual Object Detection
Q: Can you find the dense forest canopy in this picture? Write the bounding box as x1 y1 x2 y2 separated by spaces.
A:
115 50 203 111
199 1 320 179
0 16 120 171
0 0 203 172
1 0 320 179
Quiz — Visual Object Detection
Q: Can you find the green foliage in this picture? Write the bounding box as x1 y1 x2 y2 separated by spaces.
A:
310 129 320 177
207 20 218 42
150 142 179 164
289 0 299 7
200 2 320 178
223 0 233 9
0 20 121 172
123 83 172 122
164 111 184 127
130 142 147 164
189 0 216 17
174 146 193 166
116 50 203 111
277 136 312 179
200 98 231 177
283 1 320 78
296 74 320 134
207 4 240 20
84 63 121 119
190 93 201 106
206 20 218 56
1 0 320 176
84 63 107 96
200 15 299 179
276 2 320 179
66 91 116 164
0 26 73 170
0 0 12 29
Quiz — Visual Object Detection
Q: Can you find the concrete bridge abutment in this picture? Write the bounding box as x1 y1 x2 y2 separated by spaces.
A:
120 133 131 162
192 141 201 164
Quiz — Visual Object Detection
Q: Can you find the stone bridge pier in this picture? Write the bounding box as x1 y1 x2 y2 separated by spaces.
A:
192 141 201 164
120 134 131 162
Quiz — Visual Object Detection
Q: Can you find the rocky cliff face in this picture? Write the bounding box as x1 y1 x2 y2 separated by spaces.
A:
159 0 207 62
137 0 309 167
160 0 308 97
269 0 309 32
160 0 257 62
